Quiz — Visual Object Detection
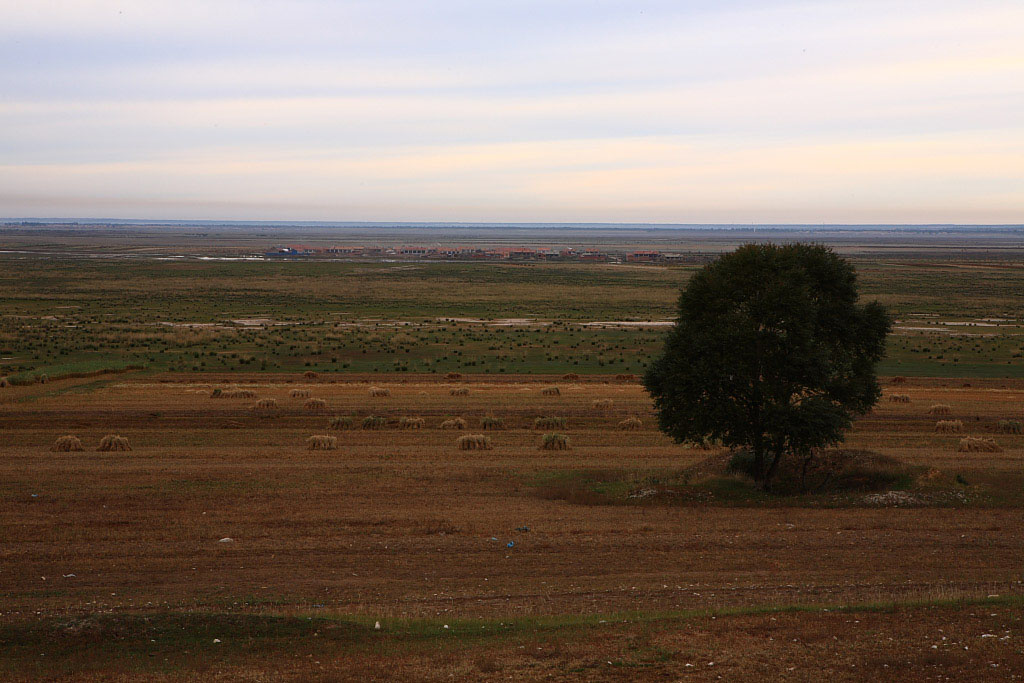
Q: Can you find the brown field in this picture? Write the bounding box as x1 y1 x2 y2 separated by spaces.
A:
2 372 1024 679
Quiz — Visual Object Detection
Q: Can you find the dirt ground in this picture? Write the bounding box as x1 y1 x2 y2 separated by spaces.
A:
1 373 1023 679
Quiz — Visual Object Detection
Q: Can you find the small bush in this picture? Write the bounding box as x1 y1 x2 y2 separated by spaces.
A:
304 398 328 413
888 394 911 403
449 387 470 396
51 435 83 452
306 434 337 450
440 417 467 430
369 386 390 397
400 416 425 429
541 386 561 396
927 404 951 416
481 416 504 430
957 437 1002 453
618 416 642 431
534 416 566 430
935 419 963 434
362 416 386 430
539 433 570 450
290 388 312 398
997 420 1023 434
457 434 492 451
329 416 354 430
97 434 131 452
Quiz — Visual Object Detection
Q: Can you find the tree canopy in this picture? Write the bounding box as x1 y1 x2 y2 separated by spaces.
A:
643 243 891 489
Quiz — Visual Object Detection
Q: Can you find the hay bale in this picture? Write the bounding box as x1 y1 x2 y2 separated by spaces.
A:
51 435 83 452
223 388 256 398
445 372 462 380
997 420 1023 435
0 377 8 388
615 374 635 381
539 433 570 450
361 415 386 430
892 376 907 384
251 398 278 414
290 388 312 398
481 416 504 430
534 416 566 430
888 394 911 404
456 434 492 451
449 387 470 396
618 417 643 431
304 398 328 413
369 386 391 397
329 416 354 430
927 404 952 416
541 386 561 396
935 420 963 434
37 374 49 384
440 417 467 430
957 437 1002 453
400 416 425 429
562 373 580 381
306 434 337 451
303 371 319 379
592 398 613 410
97 434 131 452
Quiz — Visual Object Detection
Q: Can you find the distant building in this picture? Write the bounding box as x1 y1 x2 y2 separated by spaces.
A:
625 250 662 263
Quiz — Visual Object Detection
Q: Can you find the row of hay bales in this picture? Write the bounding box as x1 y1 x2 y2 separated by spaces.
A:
322 414 643 431
305 432 570 451
935 419 1022 435
51 434 131 452
213 384 643 403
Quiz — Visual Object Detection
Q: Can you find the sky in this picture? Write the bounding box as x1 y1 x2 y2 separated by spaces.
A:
1 0 1022 223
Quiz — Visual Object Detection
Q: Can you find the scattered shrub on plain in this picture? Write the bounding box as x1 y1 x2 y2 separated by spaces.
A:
957 437 1002 453
97 434 131 452
440 417 467 430
306 434 337 450
456 434 492 451
539 433 570 450
534 416 566 430
51 435 83 452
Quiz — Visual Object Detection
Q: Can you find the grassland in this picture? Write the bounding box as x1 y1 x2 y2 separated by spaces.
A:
2 373 1023 679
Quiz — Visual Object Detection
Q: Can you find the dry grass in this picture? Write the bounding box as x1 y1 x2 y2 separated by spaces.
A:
928 404 952 416
541 386 561 396
935 419 963 434
97 434 131 452
290 388 312 398
957 436 1002 453
50 435 83 452
440 417 467 430
306 434 337 451
400 416 425 429
449 387 470 396
618 416 643 431
304 398 328 413
456 434 492 451
539 433 570 450
369 386 390 397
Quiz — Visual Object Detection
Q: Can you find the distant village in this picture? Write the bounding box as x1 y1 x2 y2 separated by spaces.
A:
265 245 698 263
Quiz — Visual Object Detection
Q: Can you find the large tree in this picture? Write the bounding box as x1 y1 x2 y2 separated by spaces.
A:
644 243 891 490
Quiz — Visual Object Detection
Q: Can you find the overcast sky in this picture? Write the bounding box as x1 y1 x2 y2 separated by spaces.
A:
1 0 1022 223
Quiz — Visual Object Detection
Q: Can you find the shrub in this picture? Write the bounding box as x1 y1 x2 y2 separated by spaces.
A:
562 373 580 381
290 388 312 398
329 416 354 430
935 420 963 434
591 398 613 410
541 386 561 396
927 404 951 416
539 433 570 450
997 420 1023 434
304 398 328 413
400 416 425 429
449 387 470 396
97 434 131 452
51 435 83 452
888 394 911 403
369 386 390 397
534 416 566 430
440 417 467 430
957 437 1002 453
306 434 337 450
362 416 386 430
456 434 492 450
481 416 504 430
618 417 642 431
